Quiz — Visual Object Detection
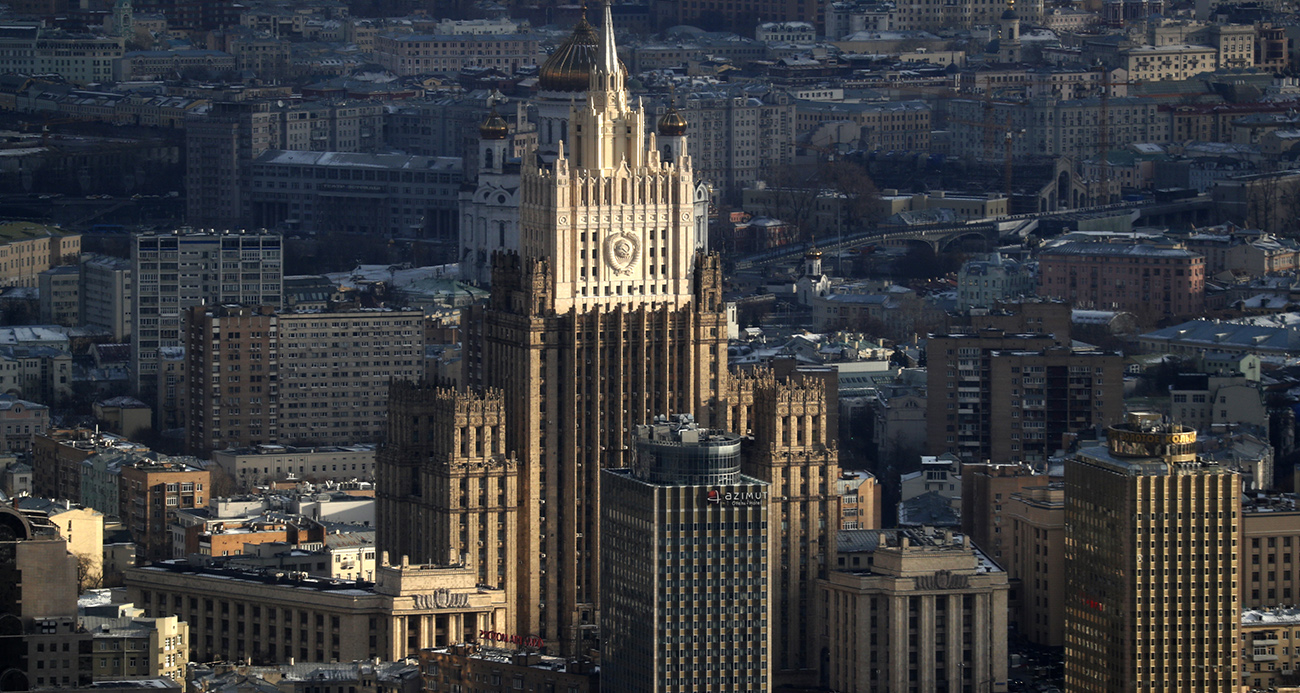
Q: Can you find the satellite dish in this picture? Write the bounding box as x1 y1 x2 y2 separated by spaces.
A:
276 100 285 108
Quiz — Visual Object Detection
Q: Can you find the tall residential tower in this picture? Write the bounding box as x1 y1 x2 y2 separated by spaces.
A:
1064 412 1239 692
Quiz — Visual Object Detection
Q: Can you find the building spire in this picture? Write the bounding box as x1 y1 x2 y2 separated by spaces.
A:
596 0 618 76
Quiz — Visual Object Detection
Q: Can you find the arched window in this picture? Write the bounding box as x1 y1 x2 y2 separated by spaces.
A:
484 148 494 170
663 144 673 161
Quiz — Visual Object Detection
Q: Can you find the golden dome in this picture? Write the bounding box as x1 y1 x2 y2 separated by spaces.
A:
479 107 508 140
657 105 687 136
538 14 626 92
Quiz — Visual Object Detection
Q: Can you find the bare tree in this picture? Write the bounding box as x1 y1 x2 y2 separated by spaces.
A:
74 552 103 593
1246 173 1300 235
755 159 883 243
207 464 237 497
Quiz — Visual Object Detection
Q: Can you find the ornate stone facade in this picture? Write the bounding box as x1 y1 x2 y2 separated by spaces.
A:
380 4 839 673
377 383 520 635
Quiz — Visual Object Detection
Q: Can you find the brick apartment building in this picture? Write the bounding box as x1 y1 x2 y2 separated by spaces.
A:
183 305 425 456
120 460 210 562
1037 241 1205 320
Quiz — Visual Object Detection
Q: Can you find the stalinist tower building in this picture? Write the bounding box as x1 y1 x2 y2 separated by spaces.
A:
381 3 840 677
395 0 730 655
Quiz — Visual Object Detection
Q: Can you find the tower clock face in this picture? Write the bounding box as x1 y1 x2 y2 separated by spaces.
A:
603 231 641 275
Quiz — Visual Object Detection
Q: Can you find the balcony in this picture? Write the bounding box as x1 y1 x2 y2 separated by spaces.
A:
1252 652 1278 662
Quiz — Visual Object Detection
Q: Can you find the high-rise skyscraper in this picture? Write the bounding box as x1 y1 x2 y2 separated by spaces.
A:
457 1 730 655
601 415 769 692
1064 412 1239 693
379 4 839 670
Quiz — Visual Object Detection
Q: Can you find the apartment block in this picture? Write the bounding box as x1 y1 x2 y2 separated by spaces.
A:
0 396 48 453
1037 241 1206 320
1241 494 1300 608
652 88 795 200
38 265 80 327
946 97 1169 162
119 460 210 562
794 100 931 153
0 25 123 84
0 345 73 404
0 222 80 288
131 230 283 397
1240 608 1300 691
1063 413 1239 692
81 254 133 342
183 305 425 455
185 101 385 228
960 461 1046 566
372 33 543 76
926 330 1124 464
1005 483 1065 647
820 528 1010 693
83 614 188 682
1169 372 1268 435
836 470 881 530
246 150 463 243
33 428 127 502
1120 44 1217 82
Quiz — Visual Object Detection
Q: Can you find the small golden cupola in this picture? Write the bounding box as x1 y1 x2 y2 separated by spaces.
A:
478 107 508 140
657 105 687 136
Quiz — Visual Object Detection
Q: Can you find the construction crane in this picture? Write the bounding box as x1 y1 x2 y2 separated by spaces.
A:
1004 119 1026 209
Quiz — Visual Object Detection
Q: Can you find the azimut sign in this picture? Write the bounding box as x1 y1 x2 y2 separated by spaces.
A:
705 489 767 506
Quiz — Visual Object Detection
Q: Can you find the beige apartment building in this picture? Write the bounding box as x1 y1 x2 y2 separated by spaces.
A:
126 554 508 664
1241 494 1300 608
836 470 881 530
0 223 81 288
1005 483 1065 647
183 305 425 455
820 528 1010 693
1240 607 1300 691
1121 44 1218 82
1064 413 1239 693
84 613 188 682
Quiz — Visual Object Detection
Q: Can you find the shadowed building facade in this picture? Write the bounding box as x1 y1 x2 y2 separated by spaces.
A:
601 416 769 692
